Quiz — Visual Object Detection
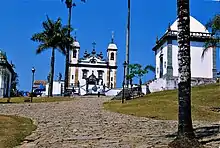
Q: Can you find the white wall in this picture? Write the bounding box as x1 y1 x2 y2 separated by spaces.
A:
45 81 64 96
172 41 213 78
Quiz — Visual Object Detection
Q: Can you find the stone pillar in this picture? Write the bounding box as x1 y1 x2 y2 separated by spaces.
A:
166 39 173 78
212 47 217 80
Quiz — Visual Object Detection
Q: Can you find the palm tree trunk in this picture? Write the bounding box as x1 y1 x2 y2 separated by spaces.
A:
64 5 72 95
177 0 194 139
169 0 201 147
49 48 55 97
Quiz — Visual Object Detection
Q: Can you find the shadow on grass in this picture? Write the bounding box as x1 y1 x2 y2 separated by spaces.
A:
166 124 220 145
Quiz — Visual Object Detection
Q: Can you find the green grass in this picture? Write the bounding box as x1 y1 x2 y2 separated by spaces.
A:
104 84 220 122
0 115 37 148
0 97 74 104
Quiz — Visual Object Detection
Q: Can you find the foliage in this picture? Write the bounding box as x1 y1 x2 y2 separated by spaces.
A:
10 72 19 97
128 64 155 81
61 0 86 8
58 72 62 81
31 16 72 55
126 64 155 97
202 14 220 57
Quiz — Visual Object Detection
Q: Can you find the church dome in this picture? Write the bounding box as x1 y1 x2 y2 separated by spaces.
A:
108 43 118 50
72 41 80 48
168 16 209 33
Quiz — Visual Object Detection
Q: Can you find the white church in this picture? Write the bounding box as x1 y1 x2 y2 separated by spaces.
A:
148 16 216 92
67 35 118 96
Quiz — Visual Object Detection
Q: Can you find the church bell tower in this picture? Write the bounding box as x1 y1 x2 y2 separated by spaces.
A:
107 32 118 88
69 35 80 87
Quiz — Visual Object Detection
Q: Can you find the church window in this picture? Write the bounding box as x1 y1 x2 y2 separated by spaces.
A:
72 75 74 79
164 62 166 68
111 77 113 81
98 70 103 79
73 50 77 58
82 69 88 79
110 52 114 60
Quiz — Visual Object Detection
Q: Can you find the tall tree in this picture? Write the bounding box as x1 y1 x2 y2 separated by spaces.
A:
169 0 201 147
61 0 86 95
31 16 69 97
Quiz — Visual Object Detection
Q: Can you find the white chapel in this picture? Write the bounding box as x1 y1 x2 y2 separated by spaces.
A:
148 16 216 92
68 35 118 95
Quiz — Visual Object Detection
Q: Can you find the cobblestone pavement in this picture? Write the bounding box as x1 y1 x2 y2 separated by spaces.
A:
0 97 219 148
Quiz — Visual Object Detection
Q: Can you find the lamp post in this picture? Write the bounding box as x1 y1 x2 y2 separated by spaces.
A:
122 61 127 104
125 0 131 87
31 67 35 103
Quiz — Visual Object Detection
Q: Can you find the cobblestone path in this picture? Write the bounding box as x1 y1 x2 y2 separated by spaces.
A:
0 97 219 148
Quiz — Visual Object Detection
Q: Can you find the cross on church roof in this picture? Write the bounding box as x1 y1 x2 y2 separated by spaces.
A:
92 42 96 49
74 29 78 41
111 31 114 43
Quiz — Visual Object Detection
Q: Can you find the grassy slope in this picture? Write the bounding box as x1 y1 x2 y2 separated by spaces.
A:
104 84 220 122
0 115 36 148
0 97 73 104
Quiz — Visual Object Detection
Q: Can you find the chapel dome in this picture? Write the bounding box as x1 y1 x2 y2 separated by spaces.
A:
167 16 209 33
108 43 118 50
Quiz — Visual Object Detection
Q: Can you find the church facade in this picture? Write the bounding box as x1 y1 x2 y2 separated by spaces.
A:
149 16 216 92
68 36 118 95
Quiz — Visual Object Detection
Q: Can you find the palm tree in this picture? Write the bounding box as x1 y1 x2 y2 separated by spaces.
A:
31 16 69 97
169 0 201 147
61 0 86 95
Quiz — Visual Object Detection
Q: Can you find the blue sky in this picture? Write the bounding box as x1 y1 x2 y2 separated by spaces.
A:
0 0 219 91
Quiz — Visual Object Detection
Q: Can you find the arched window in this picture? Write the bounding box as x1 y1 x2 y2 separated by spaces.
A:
110 52 114 60
73 50 77 58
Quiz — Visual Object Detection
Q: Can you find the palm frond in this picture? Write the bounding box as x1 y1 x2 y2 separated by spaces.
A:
31 33 46 42
203 14 220 58
36 44 49 54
